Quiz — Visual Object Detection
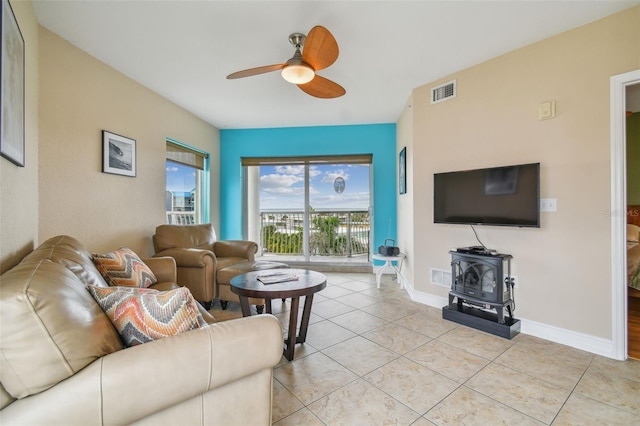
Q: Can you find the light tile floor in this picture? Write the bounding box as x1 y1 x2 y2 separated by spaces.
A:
209 272 640 425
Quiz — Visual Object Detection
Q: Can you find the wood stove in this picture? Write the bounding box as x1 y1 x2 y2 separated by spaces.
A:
442 249 520 338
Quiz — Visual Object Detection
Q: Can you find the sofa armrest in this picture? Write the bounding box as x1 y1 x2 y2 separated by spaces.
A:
154 247 217 269
142 256 176 283
0 315 282 425
213 240 258 261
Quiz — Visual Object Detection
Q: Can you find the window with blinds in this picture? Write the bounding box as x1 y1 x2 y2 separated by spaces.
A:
165 140 209 225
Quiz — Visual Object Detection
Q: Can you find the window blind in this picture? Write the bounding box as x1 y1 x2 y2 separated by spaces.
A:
241 154 372 167
166 141 208 170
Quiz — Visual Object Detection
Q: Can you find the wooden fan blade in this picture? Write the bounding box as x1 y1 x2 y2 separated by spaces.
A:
298 75 345 99
302 26 339 71
227 64 286 79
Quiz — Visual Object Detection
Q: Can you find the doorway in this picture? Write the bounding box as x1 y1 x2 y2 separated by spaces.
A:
611 70 640 360
626 85 640 359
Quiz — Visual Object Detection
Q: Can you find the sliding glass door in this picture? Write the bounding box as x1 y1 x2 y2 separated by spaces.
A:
244 155 372 263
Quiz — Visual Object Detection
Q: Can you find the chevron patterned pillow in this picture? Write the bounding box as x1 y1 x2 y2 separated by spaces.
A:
87 286 207 347
92 248 157 288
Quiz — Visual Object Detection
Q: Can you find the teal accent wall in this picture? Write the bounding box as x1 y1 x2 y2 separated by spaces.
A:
219 124 397 256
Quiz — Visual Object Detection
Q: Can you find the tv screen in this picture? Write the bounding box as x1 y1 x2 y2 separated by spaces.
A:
434 163 540 227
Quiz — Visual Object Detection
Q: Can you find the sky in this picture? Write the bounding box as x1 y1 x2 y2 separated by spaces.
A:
259 163 370 211
166 161 371 211
166 161 196 193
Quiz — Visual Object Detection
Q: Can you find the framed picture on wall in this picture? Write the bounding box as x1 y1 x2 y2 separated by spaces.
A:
102 131 136 177
399 147 406 194
0 0 25 167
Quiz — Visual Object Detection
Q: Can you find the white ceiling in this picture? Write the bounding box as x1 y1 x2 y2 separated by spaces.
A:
33 0 640 129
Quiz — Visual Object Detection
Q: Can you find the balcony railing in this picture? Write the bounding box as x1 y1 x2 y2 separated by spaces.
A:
166 211 195 225
260 210 370 259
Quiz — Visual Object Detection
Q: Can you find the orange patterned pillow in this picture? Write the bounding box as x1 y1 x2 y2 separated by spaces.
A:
87 286 207 347
92 248 157 288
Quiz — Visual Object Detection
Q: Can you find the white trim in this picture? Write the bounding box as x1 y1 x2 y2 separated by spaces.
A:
407 286 615 357
521 318 613 358
405 284 449 308
610 70 640 360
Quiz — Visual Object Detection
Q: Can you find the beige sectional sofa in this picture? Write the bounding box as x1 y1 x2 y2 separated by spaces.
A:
0 235 282 425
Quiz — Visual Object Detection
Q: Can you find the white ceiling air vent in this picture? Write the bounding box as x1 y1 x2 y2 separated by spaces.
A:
431 80 456 104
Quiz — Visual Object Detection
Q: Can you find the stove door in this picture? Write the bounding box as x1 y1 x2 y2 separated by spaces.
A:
453 258 499 303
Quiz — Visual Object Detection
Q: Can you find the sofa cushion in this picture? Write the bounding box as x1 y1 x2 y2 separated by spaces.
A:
0 260 123 399
92 248 158 288
88 286 207 347
21 235 108 288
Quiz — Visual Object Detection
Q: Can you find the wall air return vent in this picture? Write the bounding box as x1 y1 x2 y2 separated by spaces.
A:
431 80 456 104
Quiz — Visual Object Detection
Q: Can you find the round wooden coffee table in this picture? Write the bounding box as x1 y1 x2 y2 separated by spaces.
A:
230 269 326 361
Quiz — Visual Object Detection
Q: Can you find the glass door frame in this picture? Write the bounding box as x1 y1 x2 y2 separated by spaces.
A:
242 154 373 263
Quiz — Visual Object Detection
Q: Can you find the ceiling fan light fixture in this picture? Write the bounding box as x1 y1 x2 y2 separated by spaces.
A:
281 64 315 84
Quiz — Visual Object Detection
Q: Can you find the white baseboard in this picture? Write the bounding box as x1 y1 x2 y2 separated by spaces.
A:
403 283 615 359
521 318 614 358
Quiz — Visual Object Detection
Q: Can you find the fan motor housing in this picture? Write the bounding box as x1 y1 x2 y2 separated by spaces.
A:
289 33 306 48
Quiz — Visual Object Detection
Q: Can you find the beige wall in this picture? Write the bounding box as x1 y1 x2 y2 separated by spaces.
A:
404 6 640 339
0 0 39 274
38 28 220 257
396 97 414 288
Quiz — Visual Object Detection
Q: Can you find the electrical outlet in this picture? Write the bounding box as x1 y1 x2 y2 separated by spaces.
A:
505 275 519 287
430 269 441 285
540 198 557 212
443 271 452 287
431 268 451 288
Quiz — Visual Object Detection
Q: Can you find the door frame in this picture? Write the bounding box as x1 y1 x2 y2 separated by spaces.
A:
611 69 640 360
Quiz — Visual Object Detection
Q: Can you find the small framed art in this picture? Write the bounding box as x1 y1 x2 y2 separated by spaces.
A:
0 0 25 167
102 130 136 177
399 147 406 194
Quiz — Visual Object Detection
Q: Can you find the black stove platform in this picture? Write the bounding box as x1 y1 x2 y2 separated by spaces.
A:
442 303 520 339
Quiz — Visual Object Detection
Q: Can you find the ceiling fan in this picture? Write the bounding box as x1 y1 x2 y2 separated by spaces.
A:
226 26 345 99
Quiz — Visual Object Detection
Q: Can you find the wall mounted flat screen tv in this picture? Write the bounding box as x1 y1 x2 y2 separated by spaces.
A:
434 162 540 227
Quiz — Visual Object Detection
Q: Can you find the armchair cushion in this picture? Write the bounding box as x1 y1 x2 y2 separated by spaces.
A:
88 286 207 347
154 223 217 251
214 240 258 260
92 248 157 288
155 247 217 268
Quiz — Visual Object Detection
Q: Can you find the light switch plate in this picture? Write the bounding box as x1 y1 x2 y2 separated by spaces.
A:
538 101 556 120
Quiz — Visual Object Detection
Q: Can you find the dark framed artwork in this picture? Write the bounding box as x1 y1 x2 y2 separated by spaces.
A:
0 0 25 167
102 130 136 177
399 147 406 194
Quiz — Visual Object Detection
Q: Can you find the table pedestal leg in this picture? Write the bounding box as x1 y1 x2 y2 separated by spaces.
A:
376 266 384 288
239 296 251 317
297 294 314 344
393 266 404 289
377 261 395 288
284 297 300 361
282 294 316 361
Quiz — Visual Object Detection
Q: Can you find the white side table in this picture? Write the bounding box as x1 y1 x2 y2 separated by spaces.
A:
372 253 405 289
